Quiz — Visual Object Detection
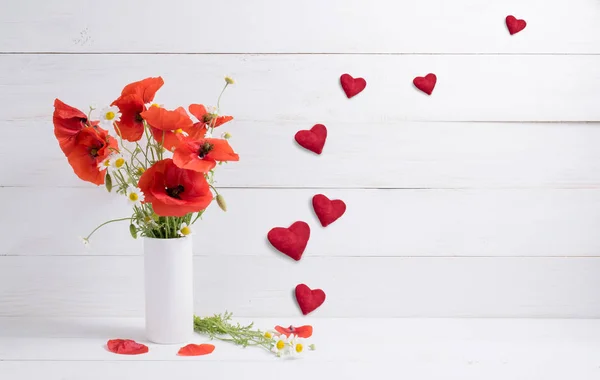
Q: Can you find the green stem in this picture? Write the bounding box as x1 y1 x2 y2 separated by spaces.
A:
85 217 132 240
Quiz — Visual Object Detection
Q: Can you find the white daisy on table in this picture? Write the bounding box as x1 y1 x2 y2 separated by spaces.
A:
271 334 289 357
178 223 194 237
288 334 306 357
99 106 121 127
126 186 145 206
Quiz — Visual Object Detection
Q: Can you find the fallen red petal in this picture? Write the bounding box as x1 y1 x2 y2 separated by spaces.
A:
107 339 149 355
274 325 313 338
178 343 216 356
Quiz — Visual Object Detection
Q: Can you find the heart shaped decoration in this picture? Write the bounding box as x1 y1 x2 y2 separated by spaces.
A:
295 124 327 155
340 74 367 98
267 221 311 261
295 284 326 315
505 15 526 35
413 73 437 95
312 194 346 227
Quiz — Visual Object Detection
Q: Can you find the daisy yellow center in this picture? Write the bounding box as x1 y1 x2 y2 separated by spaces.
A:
103 159 110 167
129 193 139 201
105 111 115 120
276 340 285 350
295 343 303 353
115 158 125 168
151 103 160 108
174 128 183 134
264 332 272 339
137 167 145 175
180 226 191 236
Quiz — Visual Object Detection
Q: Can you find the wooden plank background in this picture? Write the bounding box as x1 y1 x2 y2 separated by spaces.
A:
1 0 599 318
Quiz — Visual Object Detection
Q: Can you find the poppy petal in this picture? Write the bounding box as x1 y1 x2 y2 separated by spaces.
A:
274 325 313 338
206 139 239 162
213 115 233 128
188 104 208 121
53 99 88 156
107 339 149 355
112 94 145 142
177 343 215 356
120 77 164 104
141 106 193 132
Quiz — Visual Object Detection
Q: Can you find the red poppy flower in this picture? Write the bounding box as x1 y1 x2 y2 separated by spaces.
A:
66 126 118 185
53 99 117 185
274 325 313 338
140 106 194 151
177 343 215 356
138 159 213 216
107 339 149 355
172 137 239 173
188 104 233 139
53 98 92 156
111 77 164 142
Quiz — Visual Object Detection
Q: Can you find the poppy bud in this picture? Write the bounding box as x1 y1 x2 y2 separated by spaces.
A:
222 132 232 139
105 173 113 192
216 194 227 212
129 224 137 239
225 76 235 85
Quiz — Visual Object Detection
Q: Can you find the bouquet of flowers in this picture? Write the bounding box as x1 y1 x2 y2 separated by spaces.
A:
52 76 238 243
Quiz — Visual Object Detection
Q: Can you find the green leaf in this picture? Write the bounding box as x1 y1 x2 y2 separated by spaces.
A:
105 173 113 192
129 224 137 239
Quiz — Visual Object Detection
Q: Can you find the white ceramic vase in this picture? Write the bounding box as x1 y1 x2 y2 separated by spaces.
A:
143 236 194 344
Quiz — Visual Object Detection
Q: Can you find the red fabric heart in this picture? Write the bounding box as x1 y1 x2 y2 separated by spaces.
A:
295 124 327 155
340 74 367 98
312 194 346 227
268 221 311 261
506 15 526 35
107 339 149 355
413 73 437 95
178 343 215 356
295 284 326 315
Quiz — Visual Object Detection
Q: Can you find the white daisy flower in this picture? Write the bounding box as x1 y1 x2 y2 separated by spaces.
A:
178 223 194 237
108 154 127 173
79 236 91 248
174 128 189 137
271 334 289 357
99 106 121 127
126 186 145 206
97 157 112 171
288 334 306 357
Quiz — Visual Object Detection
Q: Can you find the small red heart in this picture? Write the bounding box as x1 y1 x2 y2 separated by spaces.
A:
506 15 526 35
312 194 346 227
413 73 437 95
295 124 327 155
340 74 367 98
295 284 326 315
267 221 310 261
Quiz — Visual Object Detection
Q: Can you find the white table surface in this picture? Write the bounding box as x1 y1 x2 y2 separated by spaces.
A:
1 317 600 379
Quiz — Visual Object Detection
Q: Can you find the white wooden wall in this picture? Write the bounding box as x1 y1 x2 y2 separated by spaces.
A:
1 0 600 318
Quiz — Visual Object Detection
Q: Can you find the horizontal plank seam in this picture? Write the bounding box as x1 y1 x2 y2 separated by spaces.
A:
3 185 600 190
1 52 600 56
1 255 599 258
